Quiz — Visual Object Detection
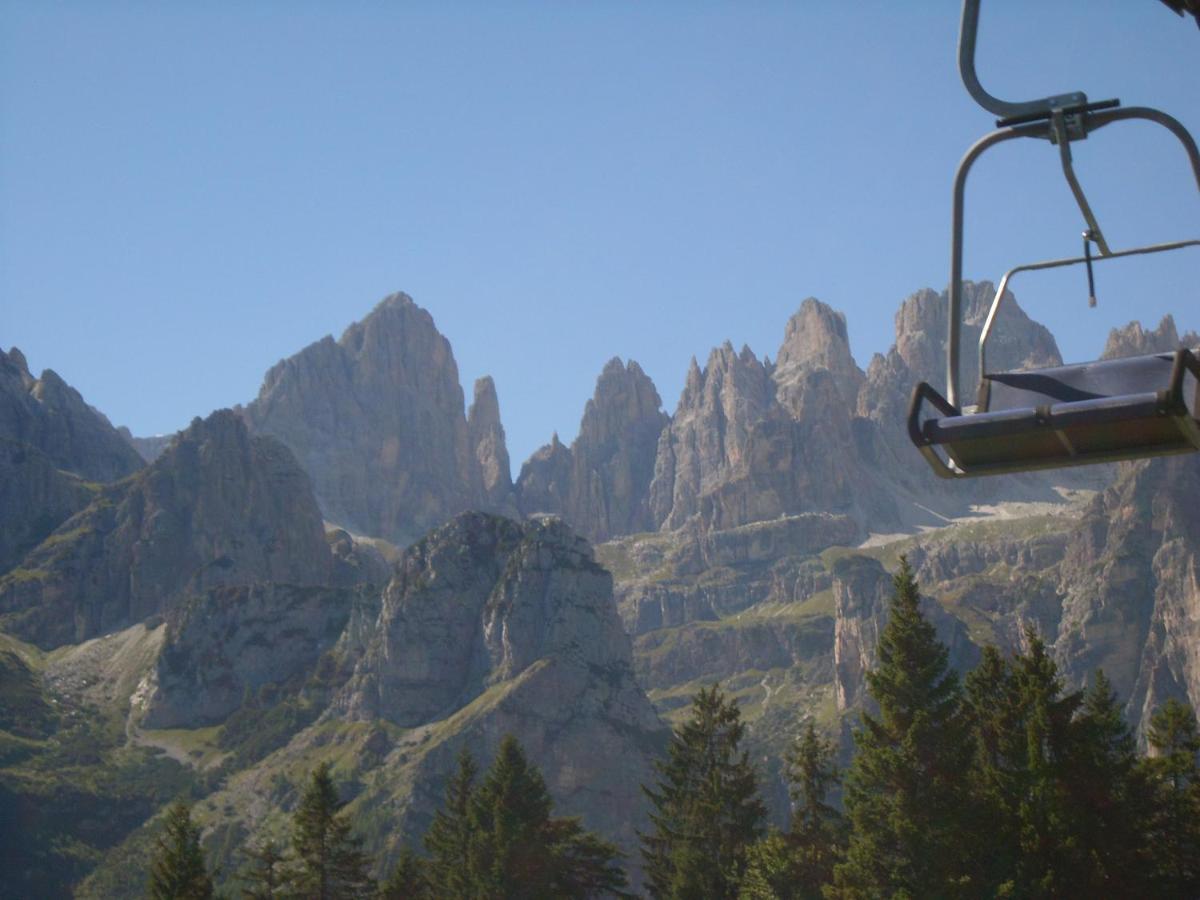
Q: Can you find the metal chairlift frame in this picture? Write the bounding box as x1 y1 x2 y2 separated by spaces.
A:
909 0 1200 478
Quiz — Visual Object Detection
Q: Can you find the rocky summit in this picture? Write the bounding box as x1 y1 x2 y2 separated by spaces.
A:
0 347 145 577
0 346 144 484
517 357 668 542
241 293 516 544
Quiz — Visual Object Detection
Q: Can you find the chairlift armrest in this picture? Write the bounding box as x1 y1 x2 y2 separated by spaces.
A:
1169 348 1200 414
907 382 960 447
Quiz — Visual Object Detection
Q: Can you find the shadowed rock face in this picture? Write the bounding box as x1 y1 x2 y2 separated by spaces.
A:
136 582 361 730
0 347 145 575
242 293 515 545
0 409 332 648
516 358 668 543
0 439 96 577
1056 455 1200 733
322 511 667 869
0 346 144 484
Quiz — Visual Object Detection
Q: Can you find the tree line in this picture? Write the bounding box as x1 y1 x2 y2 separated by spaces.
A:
148 557 1200 898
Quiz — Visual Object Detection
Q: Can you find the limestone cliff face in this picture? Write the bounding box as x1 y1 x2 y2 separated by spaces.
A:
608 516 854 636
517 359 668 542
467 377 517 516
0 347 144 574
648 344 776 532
648 301 899 533
514 433 572 518
0 346 144 483
117 428 173 464
0 410 331 648
306 512 669 866
774 299 864 412
0 439 96 576
136 583 359 729
1056 455 1200 729
242 294 511 544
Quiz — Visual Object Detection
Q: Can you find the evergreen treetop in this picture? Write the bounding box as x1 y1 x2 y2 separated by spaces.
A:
831 556 972 898
147 801 214 900
640 683 766 899
288 761 373 899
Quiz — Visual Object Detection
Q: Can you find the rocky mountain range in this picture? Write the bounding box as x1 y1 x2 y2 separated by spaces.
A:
2 281 1198 896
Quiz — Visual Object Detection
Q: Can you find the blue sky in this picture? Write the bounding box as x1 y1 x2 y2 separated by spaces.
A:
2 1 1197 470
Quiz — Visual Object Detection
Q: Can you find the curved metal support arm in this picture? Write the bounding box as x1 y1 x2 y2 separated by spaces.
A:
1087 106 1200 191
979 239 1200 378
948 122 1049 407
959 0 1086 120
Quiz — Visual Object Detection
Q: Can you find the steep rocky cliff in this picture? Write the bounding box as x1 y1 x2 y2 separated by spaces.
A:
0 410 331 648
135 582 361 730
467 377 518 516
649 299 907 534
1 347 144 576
242 294 514 544
517 358 668 542
0 438 97 576
156 512 669 885
0 346 144 483
1056 455 1200 732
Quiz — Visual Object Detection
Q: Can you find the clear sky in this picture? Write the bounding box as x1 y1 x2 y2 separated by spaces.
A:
2 1 1197 471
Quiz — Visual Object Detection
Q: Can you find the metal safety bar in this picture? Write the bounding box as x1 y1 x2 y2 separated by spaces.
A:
978 239 1200 378
946 106 1200 408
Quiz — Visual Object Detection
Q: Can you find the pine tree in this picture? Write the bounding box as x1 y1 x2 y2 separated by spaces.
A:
640 683 767 899
1006 631 1087 898
1071 669 1147 895
829 556 972 898
782 720 844 896
239 839 286 900
961 643 1022 893
287 762 374 899
1141 698 1200 895
467 734 556 896
464 734 628 898
424 747 478 897
377 846 430 899
147 801 214 900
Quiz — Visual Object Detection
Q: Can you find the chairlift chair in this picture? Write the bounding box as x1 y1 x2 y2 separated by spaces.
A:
909 0 1200 478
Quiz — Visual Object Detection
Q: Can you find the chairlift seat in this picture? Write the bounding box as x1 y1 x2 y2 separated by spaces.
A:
908 349 1200 476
